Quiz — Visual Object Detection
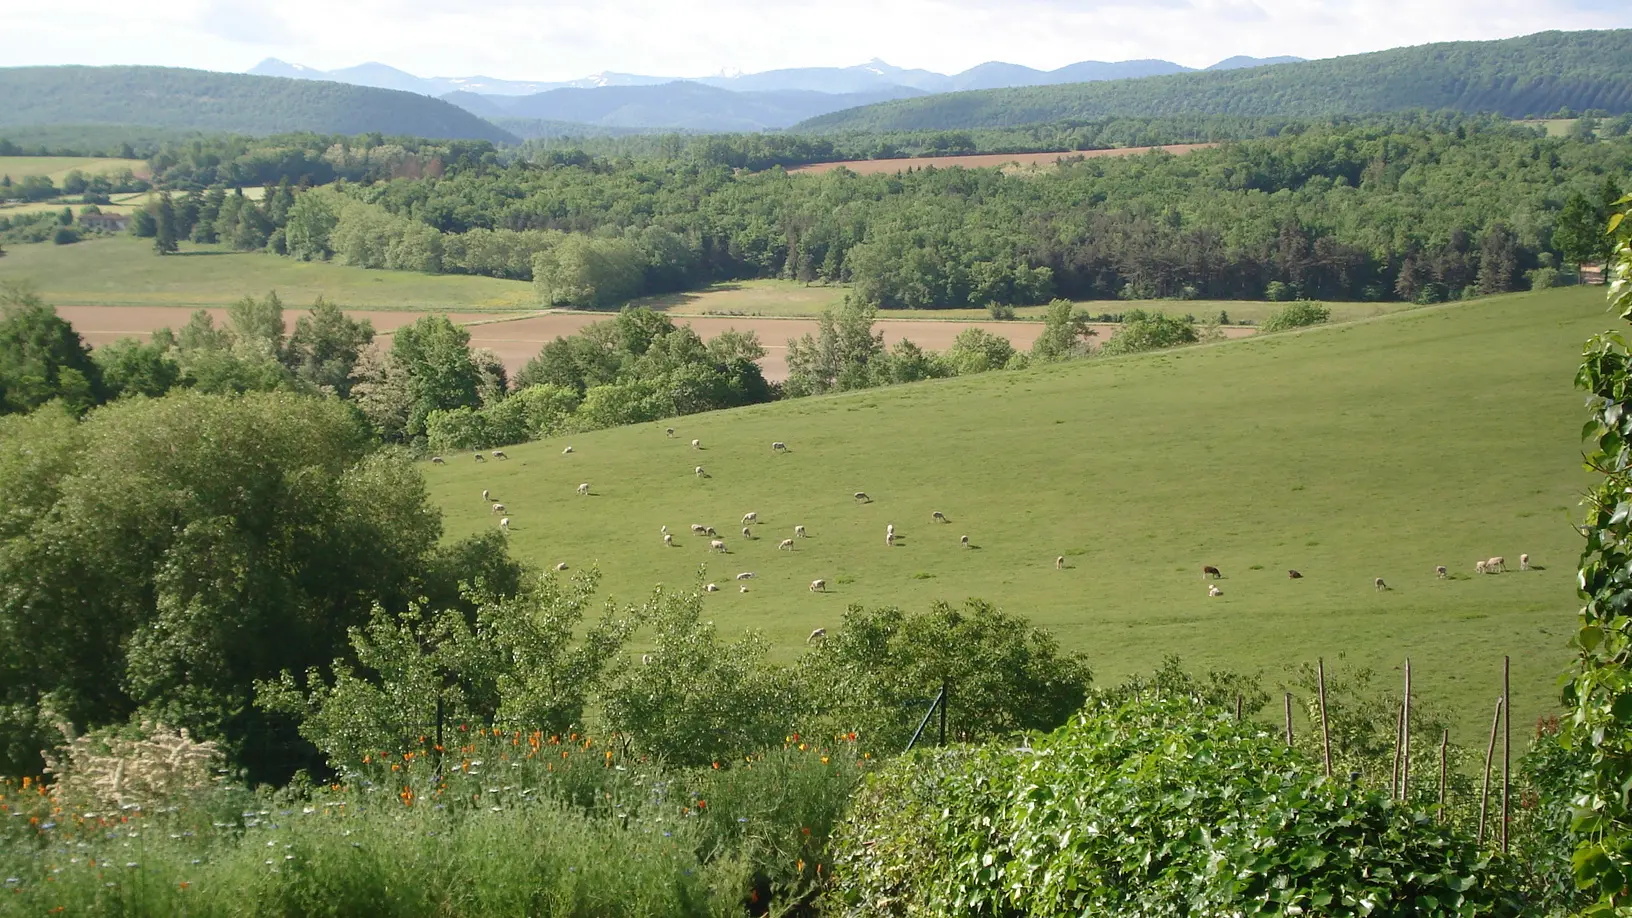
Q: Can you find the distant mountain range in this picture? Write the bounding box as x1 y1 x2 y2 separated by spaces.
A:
247 54 1305 98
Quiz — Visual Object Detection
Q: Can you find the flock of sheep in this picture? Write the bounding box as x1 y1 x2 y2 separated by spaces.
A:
439 432 1536 624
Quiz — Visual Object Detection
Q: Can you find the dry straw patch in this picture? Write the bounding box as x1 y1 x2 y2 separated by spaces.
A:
42 721 222 811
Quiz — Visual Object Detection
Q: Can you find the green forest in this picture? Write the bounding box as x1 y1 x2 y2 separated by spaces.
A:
798 29 1632 132
0 66 516 143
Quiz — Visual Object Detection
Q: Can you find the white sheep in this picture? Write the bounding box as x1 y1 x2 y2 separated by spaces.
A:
807 627 826 643
554 562 568 571
1208 585 1223 597
778 539 795 551
498 517 510 532
492 450 508 460
695 466 707 478
742 512 757 525
491 502 506 514
666 427 675 438
853 491 871 503
1436 565 1448 579
932 511 947 523
704 583 719 592
482 489 491 501
1375 577 1389 591
736 572 756 580
772 441 788 452
704 526 717 537
562 446 574 454
691 438 701 450
431 456 445 465
1487 556 1506 573
577 483 590 496
1520 553 1530 571
661 525 669 534
1056 556 1065 570
690 524 707 534
663 533 674 546
1475 560 1488 575
641 653 653 665
795 525 807 538
742 527 752 538
886 532 896 547
740 585 749 593
810 579 826 592
710 539 728 553
886 523 895 537
961 535 970 548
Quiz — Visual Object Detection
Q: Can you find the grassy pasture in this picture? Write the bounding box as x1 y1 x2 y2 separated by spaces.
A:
0 155 147 183
0 234 538 311
427 285 1609 745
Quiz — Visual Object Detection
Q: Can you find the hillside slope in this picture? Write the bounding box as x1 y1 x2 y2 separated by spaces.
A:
427 286 1605 741
797 29 1632 131
0 66 517 143
445 82 924 131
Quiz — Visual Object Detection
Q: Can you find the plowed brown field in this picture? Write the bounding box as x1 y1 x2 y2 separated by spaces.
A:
60 305 1255 382
785 144 1215 176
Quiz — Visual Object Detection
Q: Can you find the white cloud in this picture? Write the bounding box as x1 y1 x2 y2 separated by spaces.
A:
1 0 1626 80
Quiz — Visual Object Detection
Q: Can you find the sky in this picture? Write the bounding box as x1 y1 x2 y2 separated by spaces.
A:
2 0 1626 79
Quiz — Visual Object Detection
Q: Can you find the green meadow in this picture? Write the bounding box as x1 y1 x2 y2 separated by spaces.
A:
0 234 539 310
427 284 1611 745
0 155 146 183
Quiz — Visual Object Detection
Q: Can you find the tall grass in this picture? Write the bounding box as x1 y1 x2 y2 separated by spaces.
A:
0 732 869 917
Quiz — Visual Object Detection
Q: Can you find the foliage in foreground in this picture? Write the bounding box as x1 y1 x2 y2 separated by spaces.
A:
826 695 1522 917
0 732 863 917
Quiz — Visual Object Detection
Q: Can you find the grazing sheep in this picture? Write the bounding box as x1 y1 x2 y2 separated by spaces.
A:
554 562 568 571
563 446 574 454
1202 565 1222 579
932 511 948 523
691 439 701 450
1520 553 1530 571
695 466 708 478
641 653 653 665
1436 565 1448 578
778 539 795 551
795 525 807 538
482 489 491 501
1475 560 1488 575
663 533 674 546
710 539 728 553
807 627 826 643
740 585 749 593
810 579 826 592
491 502 506 514
1487 556 1506 573
704 583 719 592
498 517 510 532
1208 585 1223 597
577 483 590 495
474 453 486 463
736 572 756 580
886 523 895 536
960 535 970 548
853 491 871 503
1056 556 1065 570
431 456 445 465
742 512 757 525
492 450 508 460
1375 577 1389 591
772 441 788 452
704 526 717 537
742 527 752 538
886 532 896 547
690 524 707 534
1288 570 1303 579
666 427 675 438
661 525 669 534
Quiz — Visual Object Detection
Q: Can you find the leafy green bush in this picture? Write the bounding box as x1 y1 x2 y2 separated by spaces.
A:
1260 299 1332 332
826 696 1522 916
1095 309 1199 356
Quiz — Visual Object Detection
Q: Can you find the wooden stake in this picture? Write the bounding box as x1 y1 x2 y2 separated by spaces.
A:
1284 692 1294 747
1318 658 1332 778
1478 697 1503 846
1235 694 1243 722
1391 700 1405 799
1502 656 1511 853
1402 657 1412 801
1439 728 1449 823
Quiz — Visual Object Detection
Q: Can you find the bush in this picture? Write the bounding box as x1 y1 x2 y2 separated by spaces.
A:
51 226 80 245
1095 309 1198 356
826 696 1522 917
1526 266 1562 290
1259 299 1332 332
1265 280 1294 301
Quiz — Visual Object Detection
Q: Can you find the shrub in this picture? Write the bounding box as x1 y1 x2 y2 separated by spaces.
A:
51 226 80 245
1095 309 1198 356
1259 299 1332 332
1526 266 1562 290
826 696 1522 917
1265 280 1294 301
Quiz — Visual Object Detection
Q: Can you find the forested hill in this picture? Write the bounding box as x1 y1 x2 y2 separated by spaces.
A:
796 29 1632 132
0 66 518 143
